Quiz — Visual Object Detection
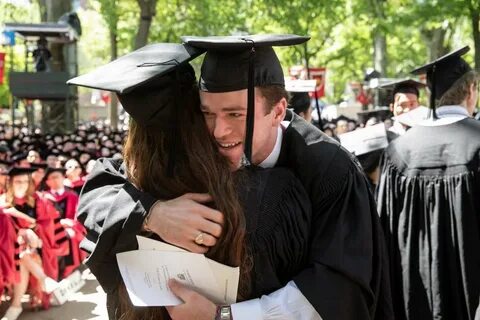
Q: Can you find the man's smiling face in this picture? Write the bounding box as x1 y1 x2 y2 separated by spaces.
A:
199 88 282 170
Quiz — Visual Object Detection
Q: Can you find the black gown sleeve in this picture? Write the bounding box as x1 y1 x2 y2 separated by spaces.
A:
292 146 393 320
77 158 156 298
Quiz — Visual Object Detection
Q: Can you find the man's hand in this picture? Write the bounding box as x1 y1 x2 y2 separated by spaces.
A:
166 279 217 320
146 193 224 253
60 218 75 228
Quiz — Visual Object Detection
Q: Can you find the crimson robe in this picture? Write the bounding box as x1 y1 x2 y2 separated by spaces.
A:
46 189 86 278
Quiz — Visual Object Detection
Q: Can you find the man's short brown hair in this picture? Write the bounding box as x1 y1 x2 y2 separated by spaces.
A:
438 70 479 107
257 85 289 114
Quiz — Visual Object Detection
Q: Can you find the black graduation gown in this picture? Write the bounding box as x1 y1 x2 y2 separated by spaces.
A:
79 161 312 319
78 110 393 320
277 111 392 320
376 117 480 320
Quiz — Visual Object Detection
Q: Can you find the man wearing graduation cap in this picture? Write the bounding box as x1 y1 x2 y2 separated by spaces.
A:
377 46 480 320
378 78 426 138
285 79 317 123
72 36 392 320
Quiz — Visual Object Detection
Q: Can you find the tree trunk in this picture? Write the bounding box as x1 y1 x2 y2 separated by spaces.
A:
421 27 448 61
134 0 157 49
470 3 480 71
109 30 119 130
373 31 387 76
37 0 47 21
370 0 387 76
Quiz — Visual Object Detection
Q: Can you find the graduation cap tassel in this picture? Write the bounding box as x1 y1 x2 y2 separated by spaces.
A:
244 45 256 165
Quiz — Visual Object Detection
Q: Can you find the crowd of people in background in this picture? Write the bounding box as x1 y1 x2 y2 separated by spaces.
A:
0 121 126 319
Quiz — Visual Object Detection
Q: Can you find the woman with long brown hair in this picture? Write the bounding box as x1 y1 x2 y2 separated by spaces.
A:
70 43 314 320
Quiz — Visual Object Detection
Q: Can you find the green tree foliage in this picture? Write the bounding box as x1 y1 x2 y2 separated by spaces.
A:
0 1 41 108
1 0 478 104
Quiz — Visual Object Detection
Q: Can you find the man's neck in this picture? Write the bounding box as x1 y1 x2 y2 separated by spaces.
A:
258 125 284 169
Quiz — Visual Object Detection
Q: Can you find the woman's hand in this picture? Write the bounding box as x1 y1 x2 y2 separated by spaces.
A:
166 279 217 320
24 229 42 248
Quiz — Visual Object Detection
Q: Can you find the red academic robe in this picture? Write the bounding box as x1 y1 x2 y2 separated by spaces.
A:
46 189 86 278
64 176 86 195
0 192 69 307
0 214 16 296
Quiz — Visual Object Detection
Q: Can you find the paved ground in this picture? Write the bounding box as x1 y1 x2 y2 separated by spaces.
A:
1 269 108 320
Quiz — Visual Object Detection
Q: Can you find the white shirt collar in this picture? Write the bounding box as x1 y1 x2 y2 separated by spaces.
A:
389 120 406 135
258 123 288 169
419 105 469 127
52 188 65 196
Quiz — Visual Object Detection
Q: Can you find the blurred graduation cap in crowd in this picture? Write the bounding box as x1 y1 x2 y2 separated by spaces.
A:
332 115 353 124
7 166 37 177
44 167 66 179
285 79 316 116
285 79 316 93
0 160 12 175
0 144 9 154
338 123 388 174
357 108 392 125
364 68 381 82
339 123 388 157
379 79 426 104
411 46 471 119
11 152 28 164
30 162 48 170
68 43 205 127
0 159 12 166
181 34 310 164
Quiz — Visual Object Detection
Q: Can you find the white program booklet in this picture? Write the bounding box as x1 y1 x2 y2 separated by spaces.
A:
115 236 240 307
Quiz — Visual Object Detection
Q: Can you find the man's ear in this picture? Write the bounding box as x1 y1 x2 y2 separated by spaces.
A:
468 82 476 99
272 97 287 126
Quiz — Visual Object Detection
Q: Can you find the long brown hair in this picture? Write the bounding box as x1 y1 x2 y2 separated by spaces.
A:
5 174 36 207
118 70 250 319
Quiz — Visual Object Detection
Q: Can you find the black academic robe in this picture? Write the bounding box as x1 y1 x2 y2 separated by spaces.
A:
78 110 393 320
376 117 480 320
277 111 393 320
79 161 312 319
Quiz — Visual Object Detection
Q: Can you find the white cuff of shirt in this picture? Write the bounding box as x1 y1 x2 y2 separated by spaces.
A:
231 298 263 320
230 281 322 320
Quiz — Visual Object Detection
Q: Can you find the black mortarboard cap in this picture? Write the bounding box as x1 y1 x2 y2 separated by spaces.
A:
379 78 425 102
68 43 205 127
357 108 392 125
44 167 66 179
7 166 37 177
290 92 311 115
30 162 48 170
338 123 389 157
411 46 471 118
0 159 12 166
0 144 9 153
182 34 310 163
11 152 28 163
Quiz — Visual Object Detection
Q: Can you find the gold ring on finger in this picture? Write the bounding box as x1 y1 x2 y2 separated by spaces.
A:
194 232 204 245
